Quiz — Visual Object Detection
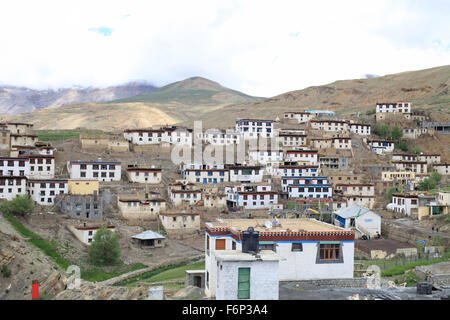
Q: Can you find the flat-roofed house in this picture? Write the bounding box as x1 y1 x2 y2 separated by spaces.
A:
126 165 162 184
117 192 166 220
27 179 68 206
204 218 355 298
67 160 121 182
285 149 319 165
225 184 279 210
366 139 394 154
228 165 264 183
68 224 116 245
433 163 450 175
0 176 27 200
349 123 371 136
159 212 200 239
391 193 419 216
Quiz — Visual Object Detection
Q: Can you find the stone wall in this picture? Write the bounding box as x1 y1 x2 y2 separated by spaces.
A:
382 221 450 247
281 277 368 288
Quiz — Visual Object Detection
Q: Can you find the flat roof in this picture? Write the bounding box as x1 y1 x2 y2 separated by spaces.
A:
207 218 344 233
215 250 282 262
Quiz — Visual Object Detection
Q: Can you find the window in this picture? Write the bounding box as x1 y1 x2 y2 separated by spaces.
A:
215 239 226 250
237 268 250 299
319 243 341 261
292 243 303 251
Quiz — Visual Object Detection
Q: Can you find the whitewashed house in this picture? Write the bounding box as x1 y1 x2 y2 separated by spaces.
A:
0 176 27 200
225 185 279 209
273 165 320 178
349 123 371 135
228 166 264 183
433 163 450 175
310 120 349 133
198 129 242 145
285 149 319 165
183 168 229 184
376 102 411 121
204 219 355 298
366 139 394 154
0 157 29 177
126 165 162 184
248 149 283 165
235 119 274 139
27 155 55 179
27 179 68 206
67 160 122 182
391 193 419 216
283 111 316 123
281 176 329 192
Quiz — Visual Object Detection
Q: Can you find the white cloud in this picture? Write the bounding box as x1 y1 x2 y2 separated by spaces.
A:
0 0 448 97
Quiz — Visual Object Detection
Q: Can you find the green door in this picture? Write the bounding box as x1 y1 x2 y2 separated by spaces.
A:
238 268 250 299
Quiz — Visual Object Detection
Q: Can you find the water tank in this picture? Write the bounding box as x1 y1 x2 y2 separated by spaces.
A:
417 282 432 295
242 227 259 253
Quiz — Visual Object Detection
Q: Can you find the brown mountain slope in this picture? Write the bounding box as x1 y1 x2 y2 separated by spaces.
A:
4 65 450 131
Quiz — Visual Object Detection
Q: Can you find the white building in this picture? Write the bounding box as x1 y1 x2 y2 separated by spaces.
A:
204 219 355 298
366 139 394 154
235 119 274 139
281 176 329 192
333 205 381 239
310 120 349 133
285 150 319 165
28 155 55 179
392 161 428 174
214 250 281 300
273 165 320 178
228 166 264 183
0 157 29 177
225 185 279 209
433 163 450 175
183 168 229 184
287 183 332 199
67 160 122 182
170 189 202 207
124 126 193 146
27 179 68 206
248 149 283 165
391 193 419 216
283 111 316 123
349 123 371 136
69 225 116 245
0 176 27 200
277 132 307 147
126 165 162 184
376 102 411 121
198 129 242 145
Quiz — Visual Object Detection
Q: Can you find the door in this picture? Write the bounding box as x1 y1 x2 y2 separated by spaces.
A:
238 268 250 299
194 276 201 287
203 178 207 184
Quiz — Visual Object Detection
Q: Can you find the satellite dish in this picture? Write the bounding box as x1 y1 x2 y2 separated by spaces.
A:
265 221 272 229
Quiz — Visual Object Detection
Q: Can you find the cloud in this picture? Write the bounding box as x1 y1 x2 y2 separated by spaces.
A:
88 27 114 36
0 0 449 97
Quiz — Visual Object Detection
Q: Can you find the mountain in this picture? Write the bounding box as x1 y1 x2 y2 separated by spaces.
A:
111 76 263 105
0 82 158 114
4 66 450 131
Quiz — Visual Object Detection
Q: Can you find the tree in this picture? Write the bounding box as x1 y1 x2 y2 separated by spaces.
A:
88 227 121 265
391 126 403 142
412 146 422 155
386 186 398 202
430 171 442 185
0 195 34 217
379 125 391 138
396 140 408 152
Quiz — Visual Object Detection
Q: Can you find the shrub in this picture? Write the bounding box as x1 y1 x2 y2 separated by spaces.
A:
88 227 121 266
1 265 11 278
0 195 34 217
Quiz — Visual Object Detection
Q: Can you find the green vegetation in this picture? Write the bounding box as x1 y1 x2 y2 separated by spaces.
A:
412 146 422 155
391 126 403 141
417 171 442 191
387 186 401 202
88 227 121 266
81 263 147 282
382 255 450 277
394 271 421 287
143 261 204 283
37 131 106 141
110 77 261 105
2 212 70 269
1 265 11 278
38 293 55 300
0 195 34 217
396 140 409 152
115 258 203 287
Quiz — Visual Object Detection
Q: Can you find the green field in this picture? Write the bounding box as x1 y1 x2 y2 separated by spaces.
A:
37 131 106 141
142 261 205 283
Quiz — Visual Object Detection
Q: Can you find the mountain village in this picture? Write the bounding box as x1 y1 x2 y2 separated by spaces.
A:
0 99 450 301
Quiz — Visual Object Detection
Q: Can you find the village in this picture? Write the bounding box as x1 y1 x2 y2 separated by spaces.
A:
0 101 450 301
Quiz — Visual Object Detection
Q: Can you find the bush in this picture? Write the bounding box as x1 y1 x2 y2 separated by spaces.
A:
1 265 11 278
412 146 422 155
0 195 34 217
391 126 403 141
88 227 121 266
396 140 408 152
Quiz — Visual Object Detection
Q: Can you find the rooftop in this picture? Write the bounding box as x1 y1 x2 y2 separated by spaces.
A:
207 218 344 233
215 250 283 262
132 230 165 240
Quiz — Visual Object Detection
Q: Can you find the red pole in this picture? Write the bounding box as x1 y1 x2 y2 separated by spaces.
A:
32 280 39 300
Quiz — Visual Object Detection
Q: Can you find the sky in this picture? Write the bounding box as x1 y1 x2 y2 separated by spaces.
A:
0 0 449 97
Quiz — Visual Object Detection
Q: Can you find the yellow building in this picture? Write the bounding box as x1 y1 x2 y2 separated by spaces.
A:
68 179 99 195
